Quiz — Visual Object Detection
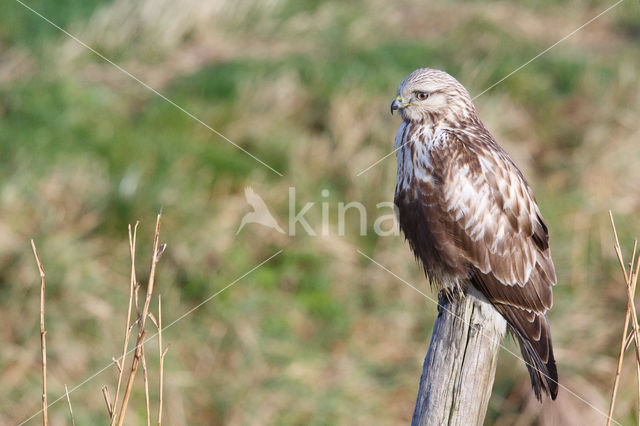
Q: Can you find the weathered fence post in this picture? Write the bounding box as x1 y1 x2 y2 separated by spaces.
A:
412 290 507 426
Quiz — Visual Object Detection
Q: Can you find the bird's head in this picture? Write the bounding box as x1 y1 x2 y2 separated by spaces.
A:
391 68 475 124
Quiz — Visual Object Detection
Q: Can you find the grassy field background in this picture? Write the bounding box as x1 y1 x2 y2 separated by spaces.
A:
1 0 640 424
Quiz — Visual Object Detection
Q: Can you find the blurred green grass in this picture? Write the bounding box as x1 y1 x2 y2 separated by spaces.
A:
1 0 640 424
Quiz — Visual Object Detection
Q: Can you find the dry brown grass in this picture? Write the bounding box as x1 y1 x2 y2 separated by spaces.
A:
29 216 171 425
607 213 640 425
108 214 168 426
30 240 48 426
64 384 75 426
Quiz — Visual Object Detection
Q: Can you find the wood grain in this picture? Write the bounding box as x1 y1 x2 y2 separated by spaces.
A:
412 290 506 426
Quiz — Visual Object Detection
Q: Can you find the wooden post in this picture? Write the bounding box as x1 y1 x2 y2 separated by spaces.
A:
412 289 506 426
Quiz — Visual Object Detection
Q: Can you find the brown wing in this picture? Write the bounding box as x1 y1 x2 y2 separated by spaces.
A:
429 130 558 400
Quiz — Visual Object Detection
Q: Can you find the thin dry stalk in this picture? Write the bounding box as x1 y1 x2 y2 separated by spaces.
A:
135 281 141 317
607 213 640 425
110 222 139 425
606 214 628 425
118 331 146 426
631 244 640 422
30 240 48 426
112 357 122 373
157 295 169 426
102 386 113 418
628 240 640 407
614 237 640 400
141 346 151 426
626 330 635 352
64 384 76 426
117 213 163 426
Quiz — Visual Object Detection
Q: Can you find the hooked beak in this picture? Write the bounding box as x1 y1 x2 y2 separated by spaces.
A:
390 96 403 115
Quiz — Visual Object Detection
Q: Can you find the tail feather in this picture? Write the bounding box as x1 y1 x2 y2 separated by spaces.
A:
512 324 558 400
492 300 558 400
468 270 558 400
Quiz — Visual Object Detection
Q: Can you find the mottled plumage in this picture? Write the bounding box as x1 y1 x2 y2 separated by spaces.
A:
392 68 558 400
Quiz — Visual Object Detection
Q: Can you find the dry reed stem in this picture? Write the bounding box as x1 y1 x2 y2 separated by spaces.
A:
112 357 122 373
606 218 635 425
30 240 48 426
141 345 151 426
110 221 139 425
627 239 640 409
628 240 640 423
630 241 640 396
135 281 141 318
631 243 640 423
157 295 169 426
614 237 640 412
606 214 628 426
117 331 146 426
607 213 640 426
102 385 113 418
626 330 636 352
64 384 76 426
117 213 163 426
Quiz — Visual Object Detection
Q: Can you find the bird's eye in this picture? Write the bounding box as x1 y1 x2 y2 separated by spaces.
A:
416 92 429 101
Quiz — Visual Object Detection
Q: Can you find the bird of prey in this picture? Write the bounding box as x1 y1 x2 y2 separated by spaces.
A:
236 187 285 235
391 68 557 400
